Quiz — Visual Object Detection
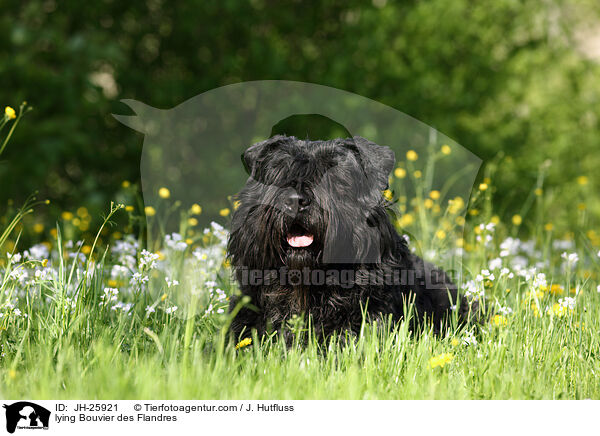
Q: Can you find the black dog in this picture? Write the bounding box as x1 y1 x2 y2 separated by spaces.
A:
227 135 474 341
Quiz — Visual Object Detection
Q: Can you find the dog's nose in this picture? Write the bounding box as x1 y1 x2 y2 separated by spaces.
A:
284 191 310 212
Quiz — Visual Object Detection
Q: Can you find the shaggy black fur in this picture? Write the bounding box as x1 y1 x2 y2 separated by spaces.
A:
227 135 474 341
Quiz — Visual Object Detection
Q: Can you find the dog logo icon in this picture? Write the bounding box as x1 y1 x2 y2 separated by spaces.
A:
3 402 50 433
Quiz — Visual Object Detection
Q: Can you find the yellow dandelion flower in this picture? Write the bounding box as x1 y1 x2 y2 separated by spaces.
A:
490 215 500 225
7 369 16 380
156 251 165 261
185 238 193 245
188 217 198 226
77 207 88 217
547 303 572 318
145 206 156 216
491 315 508 327
435 229 446 240
42 259 48 268
413 170 422 179
429 353 454 369
161 293 168 301
4 106 16 120
549 284 564 296
451 338 459 347
219 208 230 217
576 176 588 186
455 216 465 226
455 238 464 248
398 213 414 227
61 211 74 221
534 188 543 196
406 150 418 161
125 205 134 212
81 245 91 255
382 189 393 201
394 167 407 178
49 228 57 238
469 209 479 216
544 223 553 231
33 223 44 233
478 183 488 191
108 279 118 288
512 215 522 226
441 144 451 155
158 187 171 199
235 338 252 350
577 203 586 211
429 190 441 200
448 196 465 214
424 198 434 209
122 180 131 188
190 203 202 215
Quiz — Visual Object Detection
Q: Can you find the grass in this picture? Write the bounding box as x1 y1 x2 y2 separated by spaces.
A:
2 278 599 399
0 111 599 399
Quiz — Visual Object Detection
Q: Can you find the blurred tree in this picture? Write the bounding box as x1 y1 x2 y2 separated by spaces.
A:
0 0 599 229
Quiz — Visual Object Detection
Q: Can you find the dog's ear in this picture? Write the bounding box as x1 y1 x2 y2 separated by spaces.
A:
347 136 396 190
241 135 290 175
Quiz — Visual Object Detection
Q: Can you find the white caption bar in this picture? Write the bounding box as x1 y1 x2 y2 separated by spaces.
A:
0 400 596 435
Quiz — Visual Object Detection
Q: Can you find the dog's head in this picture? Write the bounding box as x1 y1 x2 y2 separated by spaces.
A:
228 135 396 269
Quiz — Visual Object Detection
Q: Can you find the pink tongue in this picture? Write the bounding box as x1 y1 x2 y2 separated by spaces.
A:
287 234 314 248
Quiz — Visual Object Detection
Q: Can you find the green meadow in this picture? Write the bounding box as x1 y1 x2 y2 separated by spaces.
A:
1 105 598 399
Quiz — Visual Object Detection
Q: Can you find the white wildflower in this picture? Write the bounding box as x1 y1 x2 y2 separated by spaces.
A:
463 331 478 346
8 252 22 263
489 258 502 270
139 249 160 269
558 297 576 310
165 233 187 251
499 237 520 257
101 288 119 302
165 277 179 288
561 252 579 268
25 244 49 260
463 280 484 301
130 272 149 286
497 306 513 316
